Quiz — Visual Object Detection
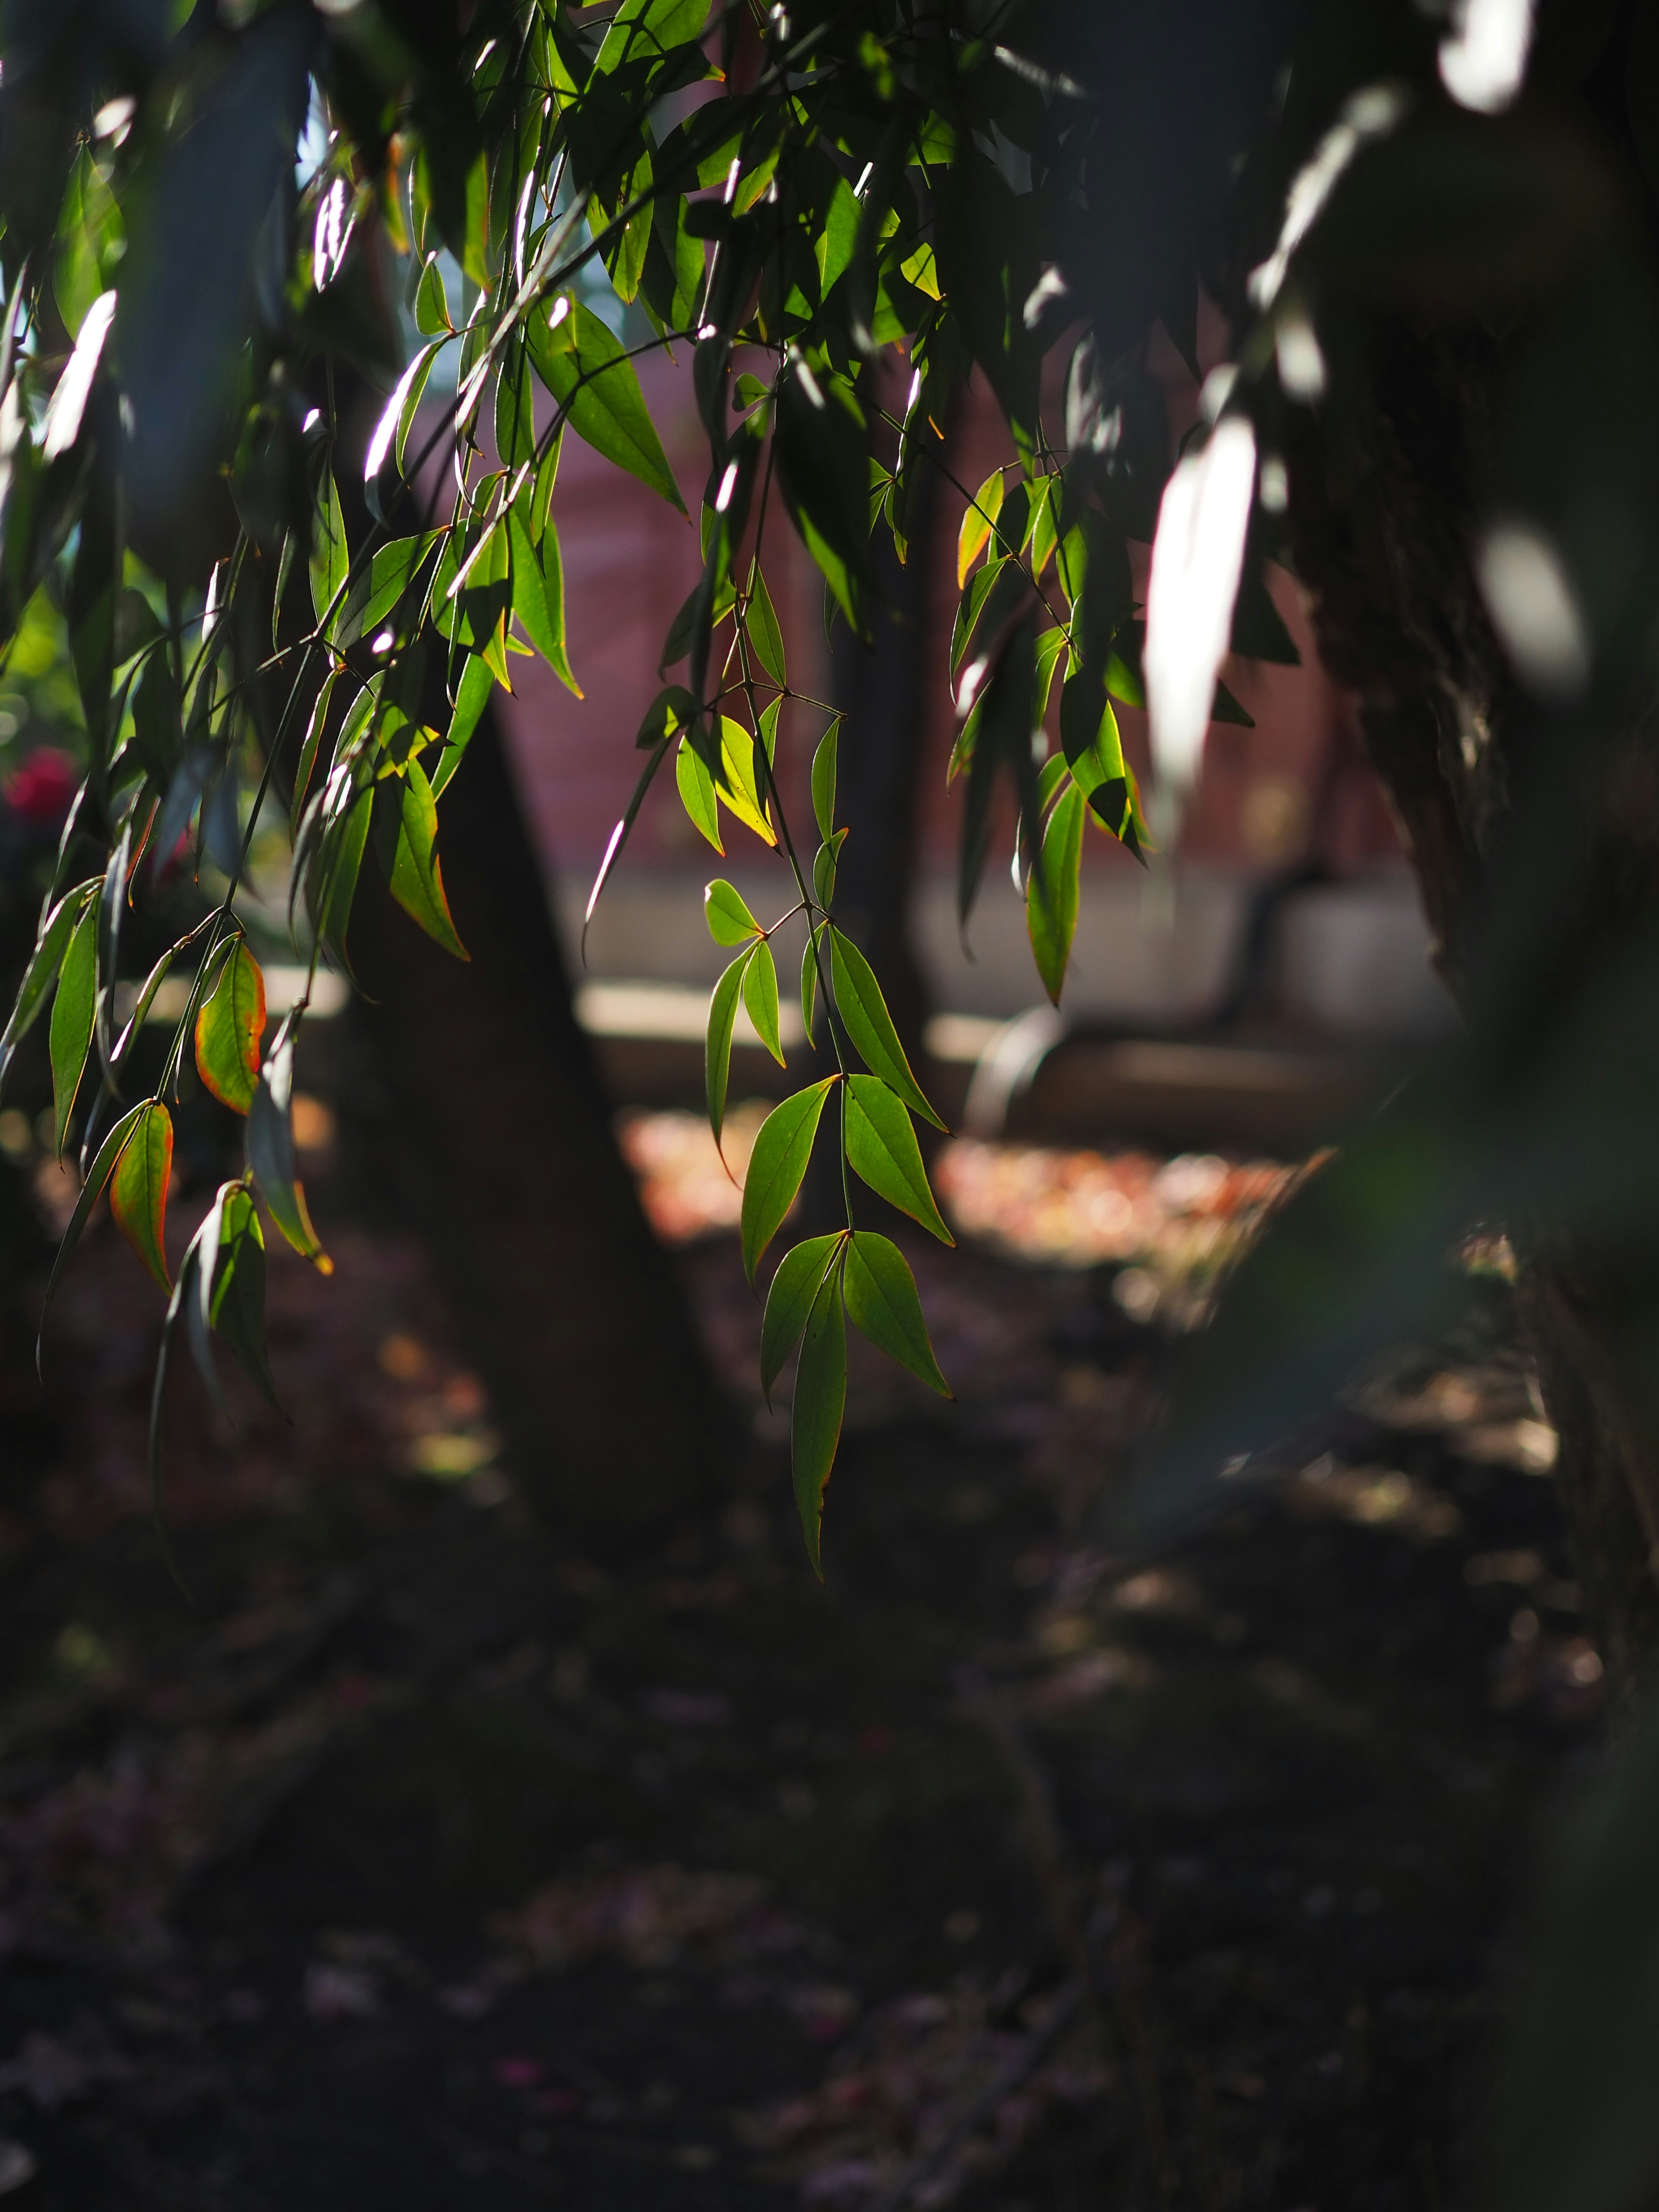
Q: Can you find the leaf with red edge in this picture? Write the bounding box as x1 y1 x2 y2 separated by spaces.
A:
194 942 267 1113
110 1100 173 1290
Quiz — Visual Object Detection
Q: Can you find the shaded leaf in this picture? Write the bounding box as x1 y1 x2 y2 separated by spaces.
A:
843 1231 950 1396
509 506 582 696
0 879 97 1100
774 356 871 636
109 1099 173 1291
741 1077 837 1281
247 1020 332 1271
844 1074 954 1244
811 719 839 845
830 928 944 1129
801 922 824 1048
429 653 494 800
188 1181 279 1412
309 463 349 627
793 1264 847 1578
49 899 98 1155
761 1233 843 1404
194 941 267 1113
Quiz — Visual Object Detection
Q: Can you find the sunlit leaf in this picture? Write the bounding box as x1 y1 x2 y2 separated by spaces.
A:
813 825 848 910
830 928 944 1130
957 468 1005 588
743 938 786 1066
705 878 762 946
309 463 349 627
1027 781 1085 1004
761 1232 843 1404
386 758 468 960
509 507 581 696
194 940 267 1113
247 1020 332 1271
676 733 723 852
429 653 494 800
811 719 839 845
706 953 746 1150
715 713 775 846
109 1099 173 1291
48 899 98 1156
843 1231 950 1396
793 1264 847 1578
843 1074 954 1244
528 295 686 513
746 564 787 686
741 1077 837 1281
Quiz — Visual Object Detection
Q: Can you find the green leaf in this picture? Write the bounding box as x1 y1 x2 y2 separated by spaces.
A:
800 923 824 1049
0 879 97 1100
811 719 839 845
746 564 787 686
705 878 762 946
761 1233 843 1404
813 826 848 910
109 1099 173 1291
830 928 944 1129
247 1020 332 1271
388 758 468 960
414 251 451 334
957 467 1005 588
741 1077 837 1282
191 1182 279 1411
843 1074 954 1245
715 713 775 846
291 671 338 838
1027 781 1085 1004
37 1101 148 1366
792 1264 847 1579
594 0 710 74
1060 671 1131 832
676 733 722 851
429 653 494 799
194 941 267 1113
309 464 349 627
743 939 786 1066
774 356 871 637
843 1231 950 1397
529 295 686 513
316 782 373 966
336 534 437 650
706 953 747 1150
509 507 582 696
49 899 98 1156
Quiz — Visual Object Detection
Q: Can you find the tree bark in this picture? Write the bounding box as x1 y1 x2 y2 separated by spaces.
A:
350 700 726 1542
1282 323 1659 1673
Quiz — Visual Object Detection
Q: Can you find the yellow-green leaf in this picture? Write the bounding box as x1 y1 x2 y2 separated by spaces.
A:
49 900 98 1156
843 1230 950 1396
194 941 267 1113
843 1074 953 1244
388 759 469 960
705 878 762 946
109 1100 173 1291
528 294 686 514
746 565 787 687
676 733 723 852
715 714 775 846
1027 781 1084 1004
309 464 349 626
741 1077 837 1281
957 468 1005 589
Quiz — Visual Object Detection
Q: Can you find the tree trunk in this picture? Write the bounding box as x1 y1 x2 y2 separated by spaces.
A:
1282 325 1659 1674
350 700 725 1541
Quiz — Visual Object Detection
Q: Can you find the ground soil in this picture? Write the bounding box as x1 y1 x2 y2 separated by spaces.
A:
0 1083 1607 2212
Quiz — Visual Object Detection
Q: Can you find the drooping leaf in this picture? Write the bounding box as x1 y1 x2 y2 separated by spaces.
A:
49 899 98 1156
957 468 1006 588
509 506 582 696
773 355 871 637
706 952 746 1150
801 921 824 1048
761 1233 843 1404
676 732 723 851
740 1077 837 1281
291 670 339 838
309 463 349 627
37 1100 149 1365
811 719 839 845
528 295 686 512
1027 781 1085 1004
743 938 786 1066
247 1021 332 1271
843 1074 954 1245
315 781 373 969
429 652 494 799
813 826 849 910
387 759 469 960
746 565 787 687
109 1099 173 1291
0 879 97 1100
194 940 267 1113
715 713 775 845
830 928 945 1130
188 1181 279 1411
792 1265 847 1578
842 1231 950 1396
705 878 762 946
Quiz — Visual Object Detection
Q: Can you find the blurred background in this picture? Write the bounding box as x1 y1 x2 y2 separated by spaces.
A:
0 315 1595 2211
